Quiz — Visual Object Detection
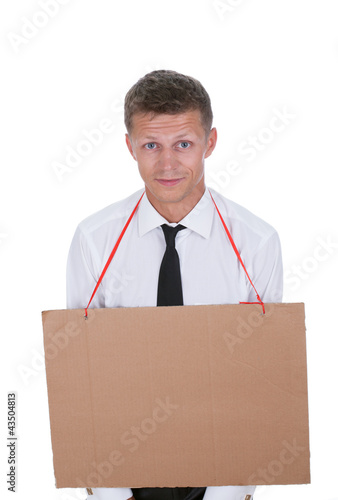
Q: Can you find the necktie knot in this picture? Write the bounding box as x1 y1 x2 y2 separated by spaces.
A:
161 224 186 248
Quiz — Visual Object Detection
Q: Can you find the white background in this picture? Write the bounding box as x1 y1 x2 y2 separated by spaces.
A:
1 1 338 499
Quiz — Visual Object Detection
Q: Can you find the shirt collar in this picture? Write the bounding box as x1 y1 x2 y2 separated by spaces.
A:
137 188 215 239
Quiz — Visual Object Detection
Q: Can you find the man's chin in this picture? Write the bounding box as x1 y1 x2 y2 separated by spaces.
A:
147 187 188 205
145 179 205 207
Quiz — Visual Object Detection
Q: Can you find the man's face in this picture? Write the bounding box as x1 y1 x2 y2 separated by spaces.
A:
125 110 217 209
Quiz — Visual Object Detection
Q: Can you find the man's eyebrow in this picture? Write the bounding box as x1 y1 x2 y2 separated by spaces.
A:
174 133 193 140
141 131 194 141
142 136 157 141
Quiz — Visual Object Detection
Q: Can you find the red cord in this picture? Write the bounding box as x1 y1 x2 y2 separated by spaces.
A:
84 191 145 317
208 190 265 315
84 189 265 317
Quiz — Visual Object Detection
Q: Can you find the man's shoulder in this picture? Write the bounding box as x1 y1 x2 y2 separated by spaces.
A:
77 188 144 236
208 187 278 240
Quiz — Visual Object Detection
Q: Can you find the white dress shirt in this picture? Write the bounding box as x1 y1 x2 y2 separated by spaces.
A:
66 186 283 500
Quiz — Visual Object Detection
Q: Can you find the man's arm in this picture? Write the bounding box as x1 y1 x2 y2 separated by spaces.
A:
247 230 283 303
67 227 134 500
203 231 283 500
66 225 105 309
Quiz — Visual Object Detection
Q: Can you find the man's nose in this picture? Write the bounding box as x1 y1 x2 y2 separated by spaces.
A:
157 148 179 170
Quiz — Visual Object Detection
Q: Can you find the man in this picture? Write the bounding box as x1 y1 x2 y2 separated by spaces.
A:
67 70 283 500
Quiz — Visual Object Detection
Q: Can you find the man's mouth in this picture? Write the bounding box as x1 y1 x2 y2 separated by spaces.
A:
156 178 184 187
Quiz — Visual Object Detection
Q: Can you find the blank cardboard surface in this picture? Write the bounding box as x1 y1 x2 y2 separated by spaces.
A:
42 303 310 488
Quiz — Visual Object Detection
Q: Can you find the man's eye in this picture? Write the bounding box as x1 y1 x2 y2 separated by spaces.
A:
145 143 157 150
178 141 190 149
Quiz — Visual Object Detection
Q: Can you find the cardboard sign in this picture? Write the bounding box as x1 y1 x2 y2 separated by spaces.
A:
42 303 310 488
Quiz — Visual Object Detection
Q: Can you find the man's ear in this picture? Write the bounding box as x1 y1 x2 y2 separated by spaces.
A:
204 127 217 159
125 134 137 160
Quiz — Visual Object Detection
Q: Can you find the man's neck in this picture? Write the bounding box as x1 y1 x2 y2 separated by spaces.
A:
145 185 206 223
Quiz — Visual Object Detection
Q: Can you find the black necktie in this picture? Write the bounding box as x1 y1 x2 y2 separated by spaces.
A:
132 224 206 500
157 224 186 306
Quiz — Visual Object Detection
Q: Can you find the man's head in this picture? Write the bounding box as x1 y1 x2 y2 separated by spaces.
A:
124 70 217 222
124 69 213 137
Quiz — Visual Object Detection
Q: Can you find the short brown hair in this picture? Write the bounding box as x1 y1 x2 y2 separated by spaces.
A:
124 70 213 135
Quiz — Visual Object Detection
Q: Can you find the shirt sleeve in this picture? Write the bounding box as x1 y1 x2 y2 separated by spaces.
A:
67 228 133 500
247 230 283 303
204 232 282 499
203 485 255 499
66 225 105 309
86 487 133 500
